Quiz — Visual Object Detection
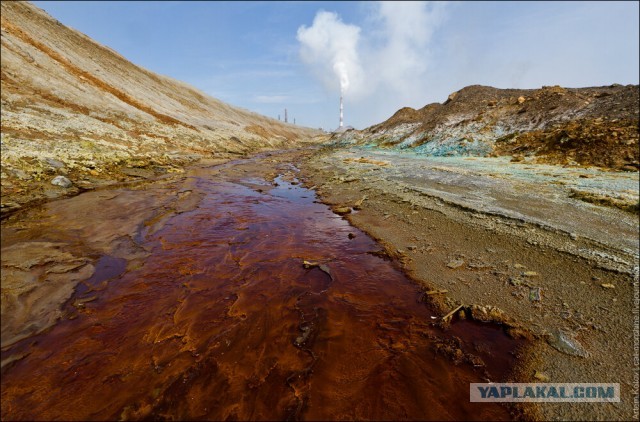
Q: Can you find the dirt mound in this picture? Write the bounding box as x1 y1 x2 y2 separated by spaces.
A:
495 117 638 169
0 1 322 214
336 84 639 170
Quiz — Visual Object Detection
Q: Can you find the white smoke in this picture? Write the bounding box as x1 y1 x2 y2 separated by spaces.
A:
297 2 448 124
297 11 364 97
333 61 349 93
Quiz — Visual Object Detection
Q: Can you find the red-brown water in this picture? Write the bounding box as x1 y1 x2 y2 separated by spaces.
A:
1 159 521 420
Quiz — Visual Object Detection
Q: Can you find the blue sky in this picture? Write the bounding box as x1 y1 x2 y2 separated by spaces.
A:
33 1 639 131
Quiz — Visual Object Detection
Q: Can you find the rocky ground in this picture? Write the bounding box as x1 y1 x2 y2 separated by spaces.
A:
332 84 639 172
0 1 322 217
298 147 639 421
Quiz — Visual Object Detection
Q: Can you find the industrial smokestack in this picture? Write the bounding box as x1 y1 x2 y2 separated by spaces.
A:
339 95 343 128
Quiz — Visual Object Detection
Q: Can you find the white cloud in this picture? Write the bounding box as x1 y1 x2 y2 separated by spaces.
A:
369 2 447 99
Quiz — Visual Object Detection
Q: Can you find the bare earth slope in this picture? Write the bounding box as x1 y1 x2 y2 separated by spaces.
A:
0 1 321 215
334 84 639 171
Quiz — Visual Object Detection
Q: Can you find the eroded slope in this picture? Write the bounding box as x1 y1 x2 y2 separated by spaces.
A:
0 1 322 214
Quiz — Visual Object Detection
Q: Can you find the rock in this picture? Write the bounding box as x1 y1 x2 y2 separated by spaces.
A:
425 289 448 296
0 202 21 213
333 206 351 215
533 370 550 382
600 283 615 289
45 158 65 168
509 277 523 286
469 305 508 323
295 326 311 346
445 91 458 104
407 245 417 251
51 175 72 188
302 260 319 269
447 259 465 269
468 262 492 270
122 167 155 179
72 295 97 309
353 196 367 210
348 233 356 239
522 271 539 277
529 287 542 302
510 154 524 163
547 329 589 358
11 169 31 180
517 96 526 104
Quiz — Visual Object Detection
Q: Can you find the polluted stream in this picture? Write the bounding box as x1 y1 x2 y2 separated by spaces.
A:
1 153 523 420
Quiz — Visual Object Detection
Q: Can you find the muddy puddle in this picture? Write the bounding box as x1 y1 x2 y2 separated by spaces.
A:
1 155 523 420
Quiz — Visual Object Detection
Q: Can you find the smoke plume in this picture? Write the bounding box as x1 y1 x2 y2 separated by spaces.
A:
297 2 448 124
297 11 364 97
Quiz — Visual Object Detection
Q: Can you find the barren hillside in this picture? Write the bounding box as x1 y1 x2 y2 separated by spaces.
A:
0 1 321 214
333 84 639 170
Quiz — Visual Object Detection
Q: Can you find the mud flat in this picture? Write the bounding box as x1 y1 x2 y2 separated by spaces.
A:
299 146 639 421
2 150 527 420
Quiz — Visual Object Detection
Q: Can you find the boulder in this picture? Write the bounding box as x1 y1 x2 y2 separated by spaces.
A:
51 175 73 188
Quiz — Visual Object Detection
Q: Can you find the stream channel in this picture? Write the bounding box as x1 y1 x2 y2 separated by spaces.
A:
1 152 523 420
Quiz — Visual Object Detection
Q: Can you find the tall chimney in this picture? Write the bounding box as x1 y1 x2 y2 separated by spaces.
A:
339 95 343 128
284 108 288 123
